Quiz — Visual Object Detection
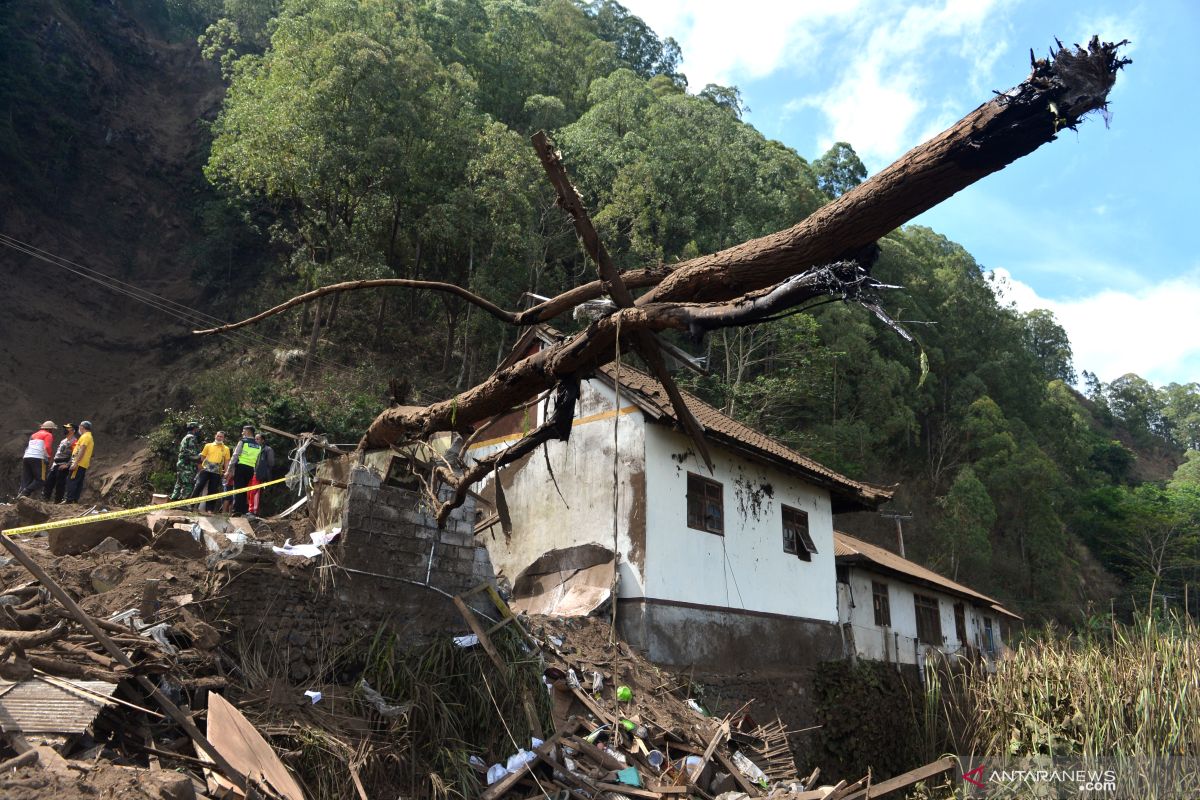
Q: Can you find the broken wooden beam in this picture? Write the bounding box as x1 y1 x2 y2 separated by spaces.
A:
840 755 956 800
0 529 250 794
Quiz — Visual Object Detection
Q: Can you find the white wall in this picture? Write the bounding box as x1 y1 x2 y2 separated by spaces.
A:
841 566 1006 668
470 380 649 596
642 426 838 622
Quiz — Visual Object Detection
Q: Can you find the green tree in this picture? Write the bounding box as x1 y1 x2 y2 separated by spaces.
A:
933 465 996 581
812 141 867 198
1021 308 1076 384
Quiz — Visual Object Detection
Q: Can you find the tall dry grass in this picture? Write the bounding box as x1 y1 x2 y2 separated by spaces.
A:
925 611 1200 797
944 612 1199 758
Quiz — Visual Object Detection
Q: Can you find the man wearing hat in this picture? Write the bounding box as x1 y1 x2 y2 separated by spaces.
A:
64 420 94 503
43 422 78 502
18 420 56 497
170 421 203 501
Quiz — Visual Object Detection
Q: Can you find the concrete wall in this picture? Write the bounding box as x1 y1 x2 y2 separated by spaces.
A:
840 566 1007 670
642 425 839 622
212 462 495 681
470 380 648 597
618 599 844 670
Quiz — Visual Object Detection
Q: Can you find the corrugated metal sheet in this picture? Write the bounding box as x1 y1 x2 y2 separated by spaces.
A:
0 677 117 734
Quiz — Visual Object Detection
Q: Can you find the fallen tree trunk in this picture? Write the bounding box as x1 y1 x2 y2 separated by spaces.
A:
360 38 1128 450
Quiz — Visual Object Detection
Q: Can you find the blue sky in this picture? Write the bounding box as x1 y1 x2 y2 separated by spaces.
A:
621 0 1199 387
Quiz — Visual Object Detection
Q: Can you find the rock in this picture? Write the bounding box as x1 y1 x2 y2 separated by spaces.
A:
90 564 125 594
89 536 125 554
151 525 206 559
49 517 151 555
184 620 220 651
15 495 51 524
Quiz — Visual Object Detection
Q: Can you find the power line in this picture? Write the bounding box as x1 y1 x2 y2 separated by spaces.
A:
0 231 361 377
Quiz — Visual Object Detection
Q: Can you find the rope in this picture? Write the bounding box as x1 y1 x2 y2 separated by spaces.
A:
1 475 294 537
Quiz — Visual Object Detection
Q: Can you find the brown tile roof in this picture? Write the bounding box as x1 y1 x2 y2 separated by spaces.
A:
595 362 893 513
834 531 1021 620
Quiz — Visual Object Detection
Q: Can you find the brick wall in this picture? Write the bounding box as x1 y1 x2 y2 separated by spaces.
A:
209 462 496 681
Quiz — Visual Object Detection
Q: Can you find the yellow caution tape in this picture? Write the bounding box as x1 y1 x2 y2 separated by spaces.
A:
2 475 298 537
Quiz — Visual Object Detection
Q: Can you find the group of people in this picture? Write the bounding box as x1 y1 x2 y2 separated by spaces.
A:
17 420 96 503
170 423 275 516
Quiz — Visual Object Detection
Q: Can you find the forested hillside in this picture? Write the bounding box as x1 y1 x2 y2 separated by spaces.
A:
3 0 1197 624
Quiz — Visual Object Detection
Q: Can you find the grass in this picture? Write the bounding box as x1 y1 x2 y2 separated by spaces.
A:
233 623 550 799
925 610 1200 797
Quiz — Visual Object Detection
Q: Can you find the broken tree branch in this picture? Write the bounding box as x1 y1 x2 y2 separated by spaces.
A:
433 378 580 524
192 277 523 335
358 38 1126 451
362 262 889 451
640 37 1130 306
532 130 714 471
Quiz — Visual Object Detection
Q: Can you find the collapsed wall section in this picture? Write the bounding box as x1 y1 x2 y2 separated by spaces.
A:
210 461 495 681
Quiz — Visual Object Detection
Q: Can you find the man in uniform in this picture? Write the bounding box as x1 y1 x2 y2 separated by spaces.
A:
44 422 77 502
170 421 203 500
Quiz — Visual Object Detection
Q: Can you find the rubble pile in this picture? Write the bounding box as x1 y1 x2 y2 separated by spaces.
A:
474 614 852 800
0 494 954 799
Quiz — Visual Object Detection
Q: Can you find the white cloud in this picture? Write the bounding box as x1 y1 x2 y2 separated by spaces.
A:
992 267 1200 385
624 0 1013 166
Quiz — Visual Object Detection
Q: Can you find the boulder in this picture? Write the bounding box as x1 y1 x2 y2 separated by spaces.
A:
152 524 206 559
90 564 125 594
15 496 51 524
89 536 125 554
49 517 151 555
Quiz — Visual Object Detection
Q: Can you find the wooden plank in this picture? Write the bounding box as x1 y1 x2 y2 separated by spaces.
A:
841 756 955 800
479 733 566 800
713 749 762 797
828 775 868 800
206 692 306 800
479 761 535 800
564 735 625 771
570 686 616 727
591 781 664 799
453 595 506 671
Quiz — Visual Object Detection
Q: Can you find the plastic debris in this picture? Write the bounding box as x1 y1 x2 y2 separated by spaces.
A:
731 750 769 787
303 690 322 704
616 685 632 702
453 634 479 647
359 679 411 718
615 766 641 787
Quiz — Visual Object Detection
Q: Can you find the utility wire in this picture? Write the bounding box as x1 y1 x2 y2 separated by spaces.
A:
0 231 361 377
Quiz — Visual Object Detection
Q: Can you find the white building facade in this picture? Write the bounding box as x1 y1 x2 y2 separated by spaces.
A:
469 329 891 670
834 533 1020 672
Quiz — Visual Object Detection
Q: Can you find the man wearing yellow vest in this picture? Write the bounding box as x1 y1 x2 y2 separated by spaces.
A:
64 420 95 503
226 425 262 516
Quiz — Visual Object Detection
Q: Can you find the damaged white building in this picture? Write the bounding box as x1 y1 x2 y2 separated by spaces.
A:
470 328 892 670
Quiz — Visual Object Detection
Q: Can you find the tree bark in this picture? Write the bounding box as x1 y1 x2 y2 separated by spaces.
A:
361 39 1127 450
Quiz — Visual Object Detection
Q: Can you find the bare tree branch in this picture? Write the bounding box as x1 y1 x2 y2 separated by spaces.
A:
192 277 522 335
532 130 715 471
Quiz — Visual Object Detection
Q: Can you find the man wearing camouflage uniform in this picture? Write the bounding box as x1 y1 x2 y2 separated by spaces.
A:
170 421 202 500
